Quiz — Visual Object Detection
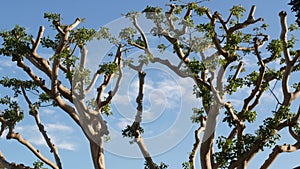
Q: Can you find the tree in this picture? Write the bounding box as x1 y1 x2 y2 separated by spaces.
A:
0 1 300 169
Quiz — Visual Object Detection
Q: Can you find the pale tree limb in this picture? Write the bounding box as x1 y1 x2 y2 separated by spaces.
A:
32 26 45 53
21 87 62 169
131 71 157 169
6 131 58 169
260 142 300 169
189 117 206 169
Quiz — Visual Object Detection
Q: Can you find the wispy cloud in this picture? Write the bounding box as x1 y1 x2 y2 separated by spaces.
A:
15 123 78 151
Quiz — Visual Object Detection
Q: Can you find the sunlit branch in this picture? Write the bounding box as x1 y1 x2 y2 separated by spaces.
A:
21 87 62 169
260 142 300 169
228 6 263 34
7 131 59 169
132 16 149 49
279 11 291 63
32 26 45 53
189 117 206 169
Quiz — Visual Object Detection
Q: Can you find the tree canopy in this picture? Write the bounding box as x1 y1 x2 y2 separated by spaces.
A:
0 0 300 169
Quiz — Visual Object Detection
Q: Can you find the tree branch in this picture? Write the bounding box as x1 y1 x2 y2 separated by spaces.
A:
228 6 263 34
32 26 45 53
21 87 62 169
7 131 58 169
189 117 206 169
0 151 34 169
130 71 157 168
260 142 300 169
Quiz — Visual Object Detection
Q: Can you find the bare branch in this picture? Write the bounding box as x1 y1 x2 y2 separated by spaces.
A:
32 26 45 53
233 61 244 80
132 16 149 49
21 87 62 169
7 131 59 169
189 117 206 169
242 39 266 111
228 6 263 34
279 11 291 63
260 142 300 169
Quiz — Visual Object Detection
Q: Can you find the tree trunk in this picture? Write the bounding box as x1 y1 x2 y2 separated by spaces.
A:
200 105 219 169
90 138 105 169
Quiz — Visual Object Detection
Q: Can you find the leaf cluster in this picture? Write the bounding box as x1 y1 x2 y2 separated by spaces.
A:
0 25 31 57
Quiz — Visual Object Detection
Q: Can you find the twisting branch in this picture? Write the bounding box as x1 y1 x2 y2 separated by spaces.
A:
14 55 80 125
21 87 62 169
130 71 157 168
228 6 263 34
96 44 123 109
132 16 149 50
260 142 300 169
189 116 206 169
242 38 266 111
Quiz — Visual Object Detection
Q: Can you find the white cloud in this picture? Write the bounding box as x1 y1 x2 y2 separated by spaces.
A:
15 123 78 151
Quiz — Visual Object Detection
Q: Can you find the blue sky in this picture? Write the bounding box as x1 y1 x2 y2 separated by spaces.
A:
0 0 300 169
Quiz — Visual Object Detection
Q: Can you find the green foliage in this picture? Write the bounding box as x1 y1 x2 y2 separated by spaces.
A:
266 39 282 56
33 159 47 169
196 23 215 38
157 44 167 53
194 6 208 16
230 5 246 20
98 62 118 76
41 35 57 50
0 96 24 124
193 84 212 109
119 27 137 41
225 76 244 95
121 125 144 138
134 36 145 47
144 161 168 169
224 32 242 54
0 25 31 57
214 134 256 168
73 67 91 84
191 107 205 123
242 110 257 123
71 27 96 46
187 58 205 75
0 77 38 97
182 162 192 169
289 0 300 25
44 12 61 23
97 27 118 44
142 5 162 13
101 99 113 116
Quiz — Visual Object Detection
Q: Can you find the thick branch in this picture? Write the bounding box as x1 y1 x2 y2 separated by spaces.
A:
228 6 263 34
189 117 206 169
7 131 58 169
260 142 300 169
